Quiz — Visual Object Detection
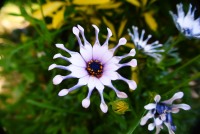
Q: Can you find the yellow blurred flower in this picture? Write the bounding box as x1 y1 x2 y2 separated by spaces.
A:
111 100 129 114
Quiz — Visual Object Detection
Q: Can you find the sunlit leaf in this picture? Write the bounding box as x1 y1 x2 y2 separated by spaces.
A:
118 19 127 37
132 68 138 84
102 16 116 40
125 42 135 49
143 11 158 31
126 0 140 7
51 7 65 29
141 0 148 7
90 18 101 26
96 2 122 9
32 1 65 19
73 0 111 5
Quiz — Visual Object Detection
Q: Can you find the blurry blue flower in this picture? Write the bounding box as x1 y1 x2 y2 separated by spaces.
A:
49 25 137 113
140 92 191 134
128 26 164 62
170 3 200 39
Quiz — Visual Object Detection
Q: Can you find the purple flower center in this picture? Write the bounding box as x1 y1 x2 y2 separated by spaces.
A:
86 60 103 78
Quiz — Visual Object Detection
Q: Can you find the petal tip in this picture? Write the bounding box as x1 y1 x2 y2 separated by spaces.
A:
130 59 137 67
100 103 108 113
72 26 79 35
130 49 136 56
128 80 137 90
48 64 56 70
107 28 112 37
53 53 62 59
117 92 128 98
53 75 63 85
119 38 127 45
55 43 64 48
58 89 69 96
77 25 84 31
92 24 99 32
82 98 90 108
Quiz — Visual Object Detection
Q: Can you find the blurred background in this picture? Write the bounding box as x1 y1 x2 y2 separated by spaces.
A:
0 0 200 134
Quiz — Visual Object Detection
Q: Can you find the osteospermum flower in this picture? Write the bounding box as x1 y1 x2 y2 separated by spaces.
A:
140 92 191 134
170 3 200 39
128 26 164 62
48 25 137 113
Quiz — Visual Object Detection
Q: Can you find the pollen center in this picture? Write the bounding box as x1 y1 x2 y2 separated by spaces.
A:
86 60 103 78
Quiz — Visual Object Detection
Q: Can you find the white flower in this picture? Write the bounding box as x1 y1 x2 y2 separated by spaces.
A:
128 26 164 62
48 24 137 113
170 3 200 39
140 92 191 134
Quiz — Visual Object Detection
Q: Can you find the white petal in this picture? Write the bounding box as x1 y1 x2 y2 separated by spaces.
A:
171 109 180 113
92 24 100 44
58 81 85 96
118 59 137 68
82 98 90 108
49 64 69 71
100 102 108 113
78 75 90 85
48 64 57 70
53 53 68 61
129 49 136 56
116 92 128 98
111 37 127 52
87 76 95 89
129 59 137 67
144 103 156 110
155 125 162 134
55 44 75 54
67 65 88 78
154 95 161 103
100 49 114 64
164 122 175 134
99 75 112 86
104 56 120 66
77 25 92 48
117 74 137 90
155 118 163 125
72 26 79 36
79 43 93 62
140 111 154 125
172 104 191 111
103 62 119 72
148 123 155 131
102 27 112 46
94 77 104 91
162 92 183 104
68 53 86 67
160 114 166 121
58 89 69 96
127 80 137 90
53 75 65 85
103 71 119 80
92 42 106 60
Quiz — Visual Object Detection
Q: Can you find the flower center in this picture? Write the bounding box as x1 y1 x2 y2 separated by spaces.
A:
86 60 103 78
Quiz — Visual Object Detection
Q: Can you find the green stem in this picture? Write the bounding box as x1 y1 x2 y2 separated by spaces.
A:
126 110 146 134
163 54 200 80
163 72 200 96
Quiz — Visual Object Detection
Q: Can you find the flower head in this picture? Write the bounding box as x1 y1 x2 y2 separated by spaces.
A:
49 24 137 113
170 3 200 39
140 92 191 134
128 26 164 62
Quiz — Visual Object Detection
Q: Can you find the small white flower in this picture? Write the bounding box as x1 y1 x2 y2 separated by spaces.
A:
140 92 191 134
128 26 164 62
170 3 200 39
49 24 137 113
